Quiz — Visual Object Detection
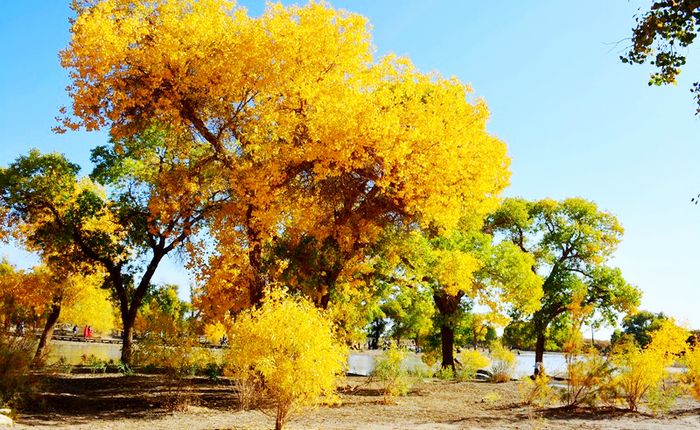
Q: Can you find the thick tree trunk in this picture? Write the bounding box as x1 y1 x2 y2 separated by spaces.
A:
534 332 546 375
116 251 164 366
33 299 62 367
245 204 267 308
121 316 136 365
316 268 341 309
440 323 456 370
248 239 265 307
319 290 331 309
433 291 463 370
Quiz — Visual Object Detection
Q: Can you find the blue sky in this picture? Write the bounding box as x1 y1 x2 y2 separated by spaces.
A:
1 1 699 334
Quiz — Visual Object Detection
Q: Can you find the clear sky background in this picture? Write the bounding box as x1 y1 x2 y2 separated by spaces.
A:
1 1 699 336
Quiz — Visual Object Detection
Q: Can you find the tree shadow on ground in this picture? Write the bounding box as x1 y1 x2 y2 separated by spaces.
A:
530 405 644 421
19 374 239 426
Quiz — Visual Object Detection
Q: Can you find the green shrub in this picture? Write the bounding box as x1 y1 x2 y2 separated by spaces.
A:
81 354 107 374
116 361 134 376
434 366 455 380
373 345 412 400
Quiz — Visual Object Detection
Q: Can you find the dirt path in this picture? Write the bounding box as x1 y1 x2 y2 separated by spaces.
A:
12 374 700 429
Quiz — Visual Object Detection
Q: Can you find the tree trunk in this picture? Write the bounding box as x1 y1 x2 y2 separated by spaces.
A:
440 323 456 370
433 291 463 370
275 405 288 430
317 267 341 309
33 299 62 368
121 316 135 365
534 331 546 375
116 252 163 366
245 204 266 308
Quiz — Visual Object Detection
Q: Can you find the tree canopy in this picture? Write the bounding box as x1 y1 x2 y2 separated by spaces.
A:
487 197 641 371
60 0 511 318
0 137 223 364
621 0 700 114
611 310 668 349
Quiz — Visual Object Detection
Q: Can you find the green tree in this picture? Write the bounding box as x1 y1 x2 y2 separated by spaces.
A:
487 198 641 373
502 317 572 352
621 0 700 114
611 310 668 349
0 137 223 364
135 284 192 339
396 226 542 369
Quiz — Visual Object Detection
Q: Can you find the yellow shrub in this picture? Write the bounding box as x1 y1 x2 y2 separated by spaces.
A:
685 346 700 401
612 320 688 411
420 348 440 368
0 334 35 408
457 350 491 381
203 321 227 345
226 290 347 430
519 373 556 407
489 343 516 383
562 349 615 407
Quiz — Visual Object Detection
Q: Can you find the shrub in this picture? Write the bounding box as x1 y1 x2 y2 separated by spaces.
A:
134 324 221 411
226 290 347 430
646 378 684 415
373 344 413 400
457 350 491 381
406 361 433 379
81 354 107 374
434 366 454 381
134 331 220 377
611 320 687 411
0 333 35 408
561 349 615 407
683 345 700 401
482 391 501 402
116 361 134 376
519 373 556 407
489 343 516 383
420 348 440 368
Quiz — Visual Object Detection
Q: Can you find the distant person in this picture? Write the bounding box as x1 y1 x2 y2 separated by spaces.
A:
72 325 78 337
83 325 89 338
17 321 25 336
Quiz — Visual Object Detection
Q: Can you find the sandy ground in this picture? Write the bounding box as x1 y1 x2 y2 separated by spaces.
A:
11 374 700 429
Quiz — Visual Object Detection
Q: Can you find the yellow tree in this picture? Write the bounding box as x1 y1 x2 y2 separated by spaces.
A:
60 1 511 319
59 273 117 335
0 260 103 365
